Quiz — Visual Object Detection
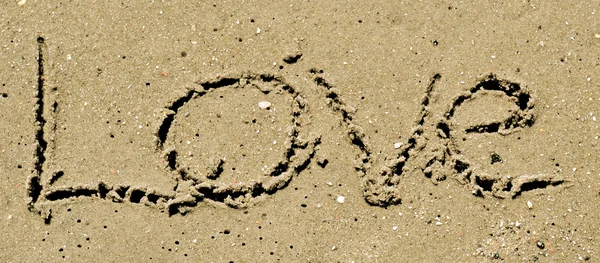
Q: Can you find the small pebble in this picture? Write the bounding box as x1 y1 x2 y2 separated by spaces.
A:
536 241 545 249
435 221 443 226
336 195 345 203
258 101 271 109
17 0 26 6
527 200 533 209
394 142 403 149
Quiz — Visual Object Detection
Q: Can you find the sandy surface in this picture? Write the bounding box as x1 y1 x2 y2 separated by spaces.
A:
1 1 600 262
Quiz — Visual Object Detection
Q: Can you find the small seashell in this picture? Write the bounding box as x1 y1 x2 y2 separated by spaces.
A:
258 101 271 109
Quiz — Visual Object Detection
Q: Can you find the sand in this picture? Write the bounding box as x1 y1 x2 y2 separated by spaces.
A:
1 1 599 262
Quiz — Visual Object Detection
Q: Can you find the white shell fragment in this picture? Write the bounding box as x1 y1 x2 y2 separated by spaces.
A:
258 101 271 109
394 142 403 149
527 200 533 209
336 195 345 203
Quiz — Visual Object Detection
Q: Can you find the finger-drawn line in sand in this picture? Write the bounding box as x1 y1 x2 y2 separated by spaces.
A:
436 75 566 199
26 36 50 222
155 73 319 214
311 72 567 207
24 37 567 221
25 37 318 221
28 73 319 219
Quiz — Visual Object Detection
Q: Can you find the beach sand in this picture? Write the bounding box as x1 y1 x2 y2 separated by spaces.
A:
1 1 599 261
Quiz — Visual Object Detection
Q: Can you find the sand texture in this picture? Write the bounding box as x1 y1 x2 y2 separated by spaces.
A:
1 1 600 262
